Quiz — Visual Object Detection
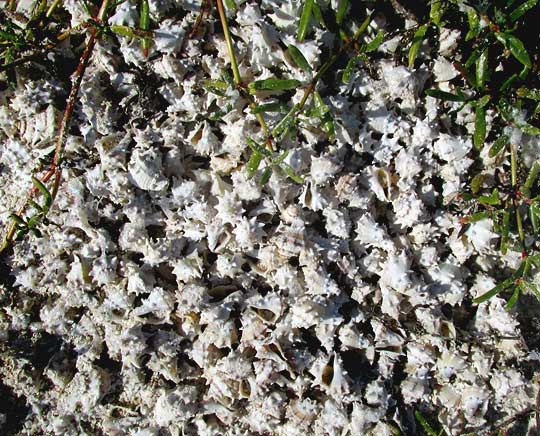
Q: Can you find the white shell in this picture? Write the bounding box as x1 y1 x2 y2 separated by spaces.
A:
128 146 169 191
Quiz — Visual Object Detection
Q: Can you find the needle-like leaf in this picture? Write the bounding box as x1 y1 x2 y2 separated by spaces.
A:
509 0 538 22
248 79 301 93
473 277 514 304
287 44 311 72
475 48 488 89
408 24 428 69
474 104 487 150
336 0 349 25
489 135 509 157
297 0 314 42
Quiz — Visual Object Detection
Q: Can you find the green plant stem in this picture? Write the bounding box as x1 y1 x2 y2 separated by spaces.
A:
509 143 526 250
0 24 85 73
510 143 518 188
0 0 112 254
189 0 210 38
46 0 62 17
216 0 240 84
215 0 270 146
295 14 373 119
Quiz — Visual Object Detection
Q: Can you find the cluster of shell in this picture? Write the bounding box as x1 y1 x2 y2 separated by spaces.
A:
0 1 539 435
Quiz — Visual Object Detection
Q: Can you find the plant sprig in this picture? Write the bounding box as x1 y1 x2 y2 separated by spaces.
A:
1 0 157 253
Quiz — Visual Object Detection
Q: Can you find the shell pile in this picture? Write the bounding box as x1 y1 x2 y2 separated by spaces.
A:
0 1 539 435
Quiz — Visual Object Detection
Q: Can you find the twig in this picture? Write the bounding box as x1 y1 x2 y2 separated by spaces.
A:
485 407 535 436
8 0 17 12
189 0 212 39
0 23 88 73
0 0 112 253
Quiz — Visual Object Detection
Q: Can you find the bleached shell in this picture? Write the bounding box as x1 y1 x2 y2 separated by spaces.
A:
380 284 402 320
190 122 219 156
323 208 350 239
392 192 425 228
247 292 282 323
473 294 519 336
436 351 466 380
3 2 535 434
427 261 468 305
313 399 350 436
299 181 329 211
335 173 359 201
133 287 175 324
214 191 245 225
171 251 204 283
395 147 422 187
285 398 319 426
233 217 265 250
231 169 263 201
17 104 58 148
380 251 411 294
153 386 198 426
243 23 283 70
289 296 326 329
89 253 119 286
379 61 418 112
128 146 169 191
349 401 386 434
58 363 111 414
434 134 472 162
371 319 405 351
108 0 138 27
460 385 490 426
438 28 461 56
310 156 341 186
309 353 350 400
338 323 371 350
367 166 393 202
303 266 340 296
433 57 459 82
271 224 306 259
153 18 186 54
355 214 394 251
207 221 234 252
464 218 497 253
365 379 389 407
490 368 535 412
401 374 431 404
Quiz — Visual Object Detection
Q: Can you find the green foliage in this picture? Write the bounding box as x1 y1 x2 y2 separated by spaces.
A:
139 0 151 56
6 176 54 242
248 78 302 93
287 44 312 72
272 104 299 140
308 92 335 140
336 0 349 25
297 0 314 42
3 0 539 315
245 138 303 184
462 148 540 306
430 0 445 26
415 410 445 436
473 104 487 149
408 24 428 69
418 1 540 307
1 0 158 252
